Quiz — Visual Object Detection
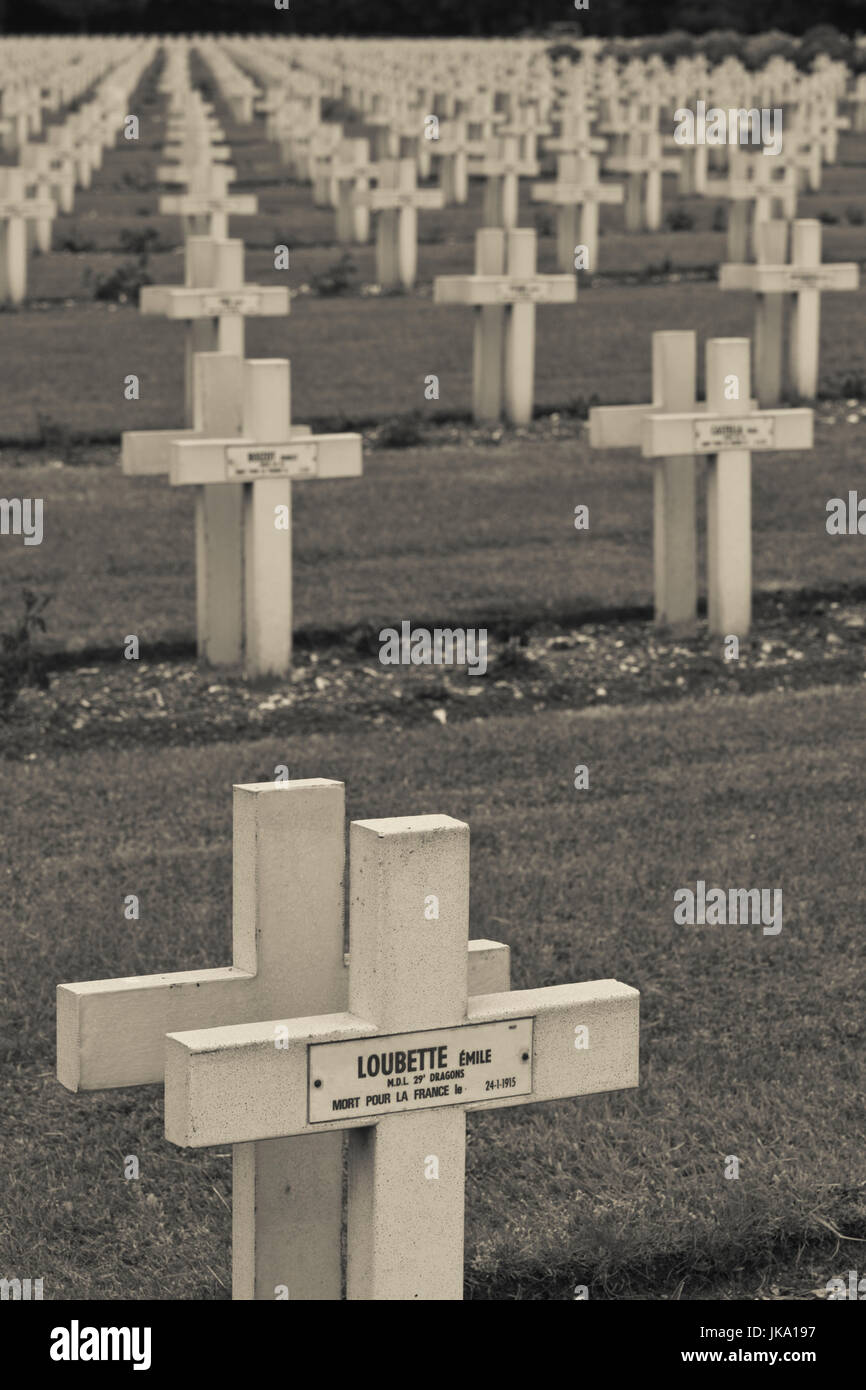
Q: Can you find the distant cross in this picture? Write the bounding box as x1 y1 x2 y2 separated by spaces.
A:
531 153 623 273
137 235 289 426
640 337 813 636
720 218 859 404
590 331 702 632
159 163 257 240
715 150 798 263
471 134 539 229
170 359 363 677
605 131 678 233
163 800 639 1300
434 227 576 425
0 167 55 303
58 779 511 1300
355 157 444 290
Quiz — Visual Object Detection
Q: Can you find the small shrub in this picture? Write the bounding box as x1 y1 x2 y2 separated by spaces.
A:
817 209 839 225
377 413 424 448
118 226 164 256
58 227 97 253
666 207 695 231
0 590 51 716
310 253 358 297
84 259 153 304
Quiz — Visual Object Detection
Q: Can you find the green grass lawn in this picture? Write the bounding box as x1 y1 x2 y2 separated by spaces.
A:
2 685 864 1298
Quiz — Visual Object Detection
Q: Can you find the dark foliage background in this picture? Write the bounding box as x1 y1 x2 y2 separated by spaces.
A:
0 0 863 38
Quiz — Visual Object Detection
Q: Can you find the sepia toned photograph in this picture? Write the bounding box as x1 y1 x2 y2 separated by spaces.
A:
1 0 864 1349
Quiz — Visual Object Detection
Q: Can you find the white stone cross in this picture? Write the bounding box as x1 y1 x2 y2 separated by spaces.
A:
163 795 639 1300
641 337 813 636
57 777 513 1299
590 331 701 632
160 162 256 241
716 151 798 263
137 235 289 426
531 153 623 273
471 134 539 230
434 227 576 425
0 167 55 303
327 138 374 245
436 118 472 205
354 157 444 290
171 359 362 677
720 219 859 404
605 131 678 233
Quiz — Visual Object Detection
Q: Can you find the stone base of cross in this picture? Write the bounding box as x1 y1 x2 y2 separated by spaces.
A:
57 778 515 1299
720 219 859 405
592 333 814 636
434 227 576 426
155 784 639 1300
170 359 362 678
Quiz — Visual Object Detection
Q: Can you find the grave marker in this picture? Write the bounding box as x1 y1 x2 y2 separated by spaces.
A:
434 227 576 425
171 359 362 677
590 331 700 631
531 153 623 272
163 797 639 1299
472 134 539 230
641 338 813 635
57 778 512 1299
355 157 443 289
0 167 55 303
720 219 859 403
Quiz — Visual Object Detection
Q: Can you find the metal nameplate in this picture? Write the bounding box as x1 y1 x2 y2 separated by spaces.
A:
493 279 560 303
308 1017 534 1123
692 417 777 453
225 441 319 480
785 271 837 291
201 292 264 315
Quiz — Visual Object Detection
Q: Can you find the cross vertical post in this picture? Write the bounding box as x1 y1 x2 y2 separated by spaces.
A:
346 816 470 1300
705 339 753 638
652 332 698 631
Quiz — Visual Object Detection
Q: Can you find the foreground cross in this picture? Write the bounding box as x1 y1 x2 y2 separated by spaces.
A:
434 227 576 425
57 779 512 1299
720 219 859 403
171 359 362 677
164 796 639 1299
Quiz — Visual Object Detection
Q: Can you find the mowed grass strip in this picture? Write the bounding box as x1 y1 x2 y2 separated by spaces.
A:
1 686 863 1298
2 418 864 652
1 281 864 442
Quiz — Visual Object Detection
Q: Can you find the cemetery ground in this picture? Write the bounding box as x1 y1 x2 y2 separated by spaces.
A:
2 687 864 1300
2 73 866 1303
